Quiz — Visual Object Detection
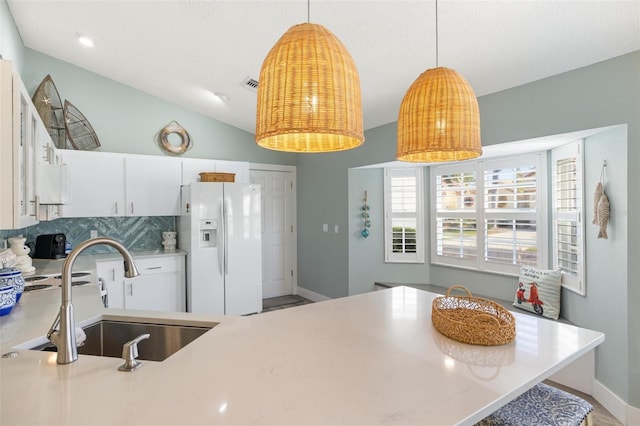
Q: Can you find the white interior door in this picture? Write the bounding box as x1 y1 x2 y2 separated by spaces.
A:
250 168 295 298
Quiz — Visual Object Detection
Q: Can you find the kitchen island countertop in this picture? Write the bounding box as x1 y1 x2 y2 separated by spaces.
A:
0 285 603 425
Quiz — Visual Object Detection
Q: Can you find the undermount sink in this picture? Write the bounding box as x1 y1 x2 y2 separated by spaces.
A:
30 318 217 361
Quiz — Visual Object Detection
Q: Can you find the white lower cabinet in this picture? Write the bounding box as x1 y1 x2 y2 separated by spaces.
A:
96 253 185 312
96 259 125 308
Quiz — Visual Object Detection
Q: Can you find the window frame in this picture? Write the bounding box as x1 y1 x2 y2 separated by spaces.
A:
383 167 425 264
551 140 586 295
430 153 548 275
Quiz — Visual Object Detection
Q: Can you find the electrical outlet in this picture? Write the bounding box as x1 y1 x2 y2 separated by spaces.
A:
90 230 98 239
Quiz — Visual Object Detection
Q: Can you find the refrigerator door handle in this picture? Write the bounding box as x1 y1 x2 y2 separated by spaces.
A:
223 197 229 275
218 199 224 275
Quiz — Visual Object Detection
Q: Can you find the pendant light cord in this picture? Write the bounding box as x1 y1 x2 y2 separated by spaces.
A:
435 0 439 67
307 0 310 23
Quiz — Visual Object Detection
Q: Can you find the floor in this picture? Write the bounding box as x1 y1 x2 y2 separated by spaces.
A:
262 295 313 312
261 295 623 425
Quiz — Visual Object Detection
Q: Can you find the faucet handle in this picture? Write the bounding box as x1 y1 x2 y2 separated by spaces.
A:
118 333 150 372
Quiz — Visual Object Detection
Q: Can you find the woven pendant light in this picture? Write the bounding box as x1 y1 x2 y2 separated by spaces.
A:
396 0 481 163
397 67 481 162
256 23 364 153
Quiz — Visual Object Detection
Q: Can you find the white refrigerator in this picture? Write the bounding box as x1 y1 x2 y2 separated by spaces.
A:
177 182 262 315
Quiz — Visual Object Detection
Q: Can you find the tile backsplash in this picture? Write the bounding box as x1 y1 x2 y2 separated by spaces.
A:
0 216 174 254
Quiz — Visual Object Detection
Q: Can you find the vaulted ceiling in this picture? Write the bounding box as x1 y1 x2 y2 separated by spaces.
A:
8 0 640 134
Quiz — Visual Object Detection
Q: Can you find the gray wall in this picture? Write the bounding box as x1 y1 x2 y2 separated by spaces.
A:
347 125 629 404
2 0 638 409
0 0 24 73
348 167 431 295
300 52 639 406
345 53 639 408
297 123 397 298
474 53 639 409
22 50 296 165
571 126 629 405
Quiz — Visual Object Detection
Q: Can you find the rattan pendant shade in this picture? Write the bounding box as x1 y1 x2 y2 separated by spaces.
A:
397 67 482 162
256 23 364 153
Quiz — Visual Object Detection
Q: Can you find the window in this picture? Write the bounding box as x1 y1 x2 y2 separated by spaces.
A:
384 168 424 263
552 140 585 294
431 153 547 275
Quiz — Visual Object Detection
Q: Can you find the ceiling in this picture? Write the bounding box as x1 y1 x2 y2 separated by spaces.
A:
8 1 640 134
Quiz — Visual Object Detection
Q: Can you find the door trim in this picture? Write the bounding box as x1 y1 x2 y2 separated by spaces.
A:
249 163 297 296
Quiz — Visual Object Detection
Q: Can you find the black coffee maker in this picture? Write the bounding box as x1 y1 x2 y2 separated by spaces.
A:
34 234 67 259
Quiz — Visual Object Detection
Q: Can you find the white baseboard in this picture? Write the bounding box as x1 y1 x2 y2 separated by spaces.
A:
628 403 640 426
296 287 331 303
592 379 629 424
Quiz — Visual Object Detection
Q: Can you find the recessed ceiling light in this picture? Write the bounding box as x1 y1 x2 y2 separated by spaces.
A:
76 33 94 47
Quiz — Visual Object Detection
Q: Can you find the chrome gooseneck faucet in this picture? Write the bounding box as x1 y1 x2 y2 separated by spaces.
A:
47 237 140 365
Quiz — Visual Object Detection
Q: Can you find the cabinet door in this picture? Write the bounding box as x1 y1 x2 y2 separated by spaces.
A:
17 93 39 228
181 158 250 184
96 260 125 309
181 158 217 185
124 272 184 312
125 156 181 216
60 150 125 217
215 160 250 183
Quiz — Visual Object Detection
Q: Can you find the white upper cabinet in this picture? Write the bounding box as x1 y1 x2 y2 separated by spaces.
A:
181 158 217 185
125 156 181 216
214 159 249 183
59 150 125 217
34 118 68 222
181 158 250 184
59 150 182 217
0 59 45 229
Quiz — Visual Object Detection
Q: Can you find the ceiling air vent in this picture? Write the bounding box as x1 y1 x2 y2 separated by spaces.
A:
241 77 258 92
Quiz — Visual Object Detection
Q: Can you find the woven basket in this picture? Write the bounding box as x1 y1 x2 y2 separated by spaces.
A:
199 172 235 183
432 285 515 346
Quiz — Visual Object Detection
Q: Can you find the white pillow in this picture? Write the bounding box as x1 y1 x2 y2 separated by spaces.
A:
513 266 562 320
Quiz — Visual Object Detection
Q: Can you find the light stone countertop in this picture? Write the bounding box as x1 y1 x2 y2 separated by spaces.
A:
25 249 187 277
0 285 604 426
